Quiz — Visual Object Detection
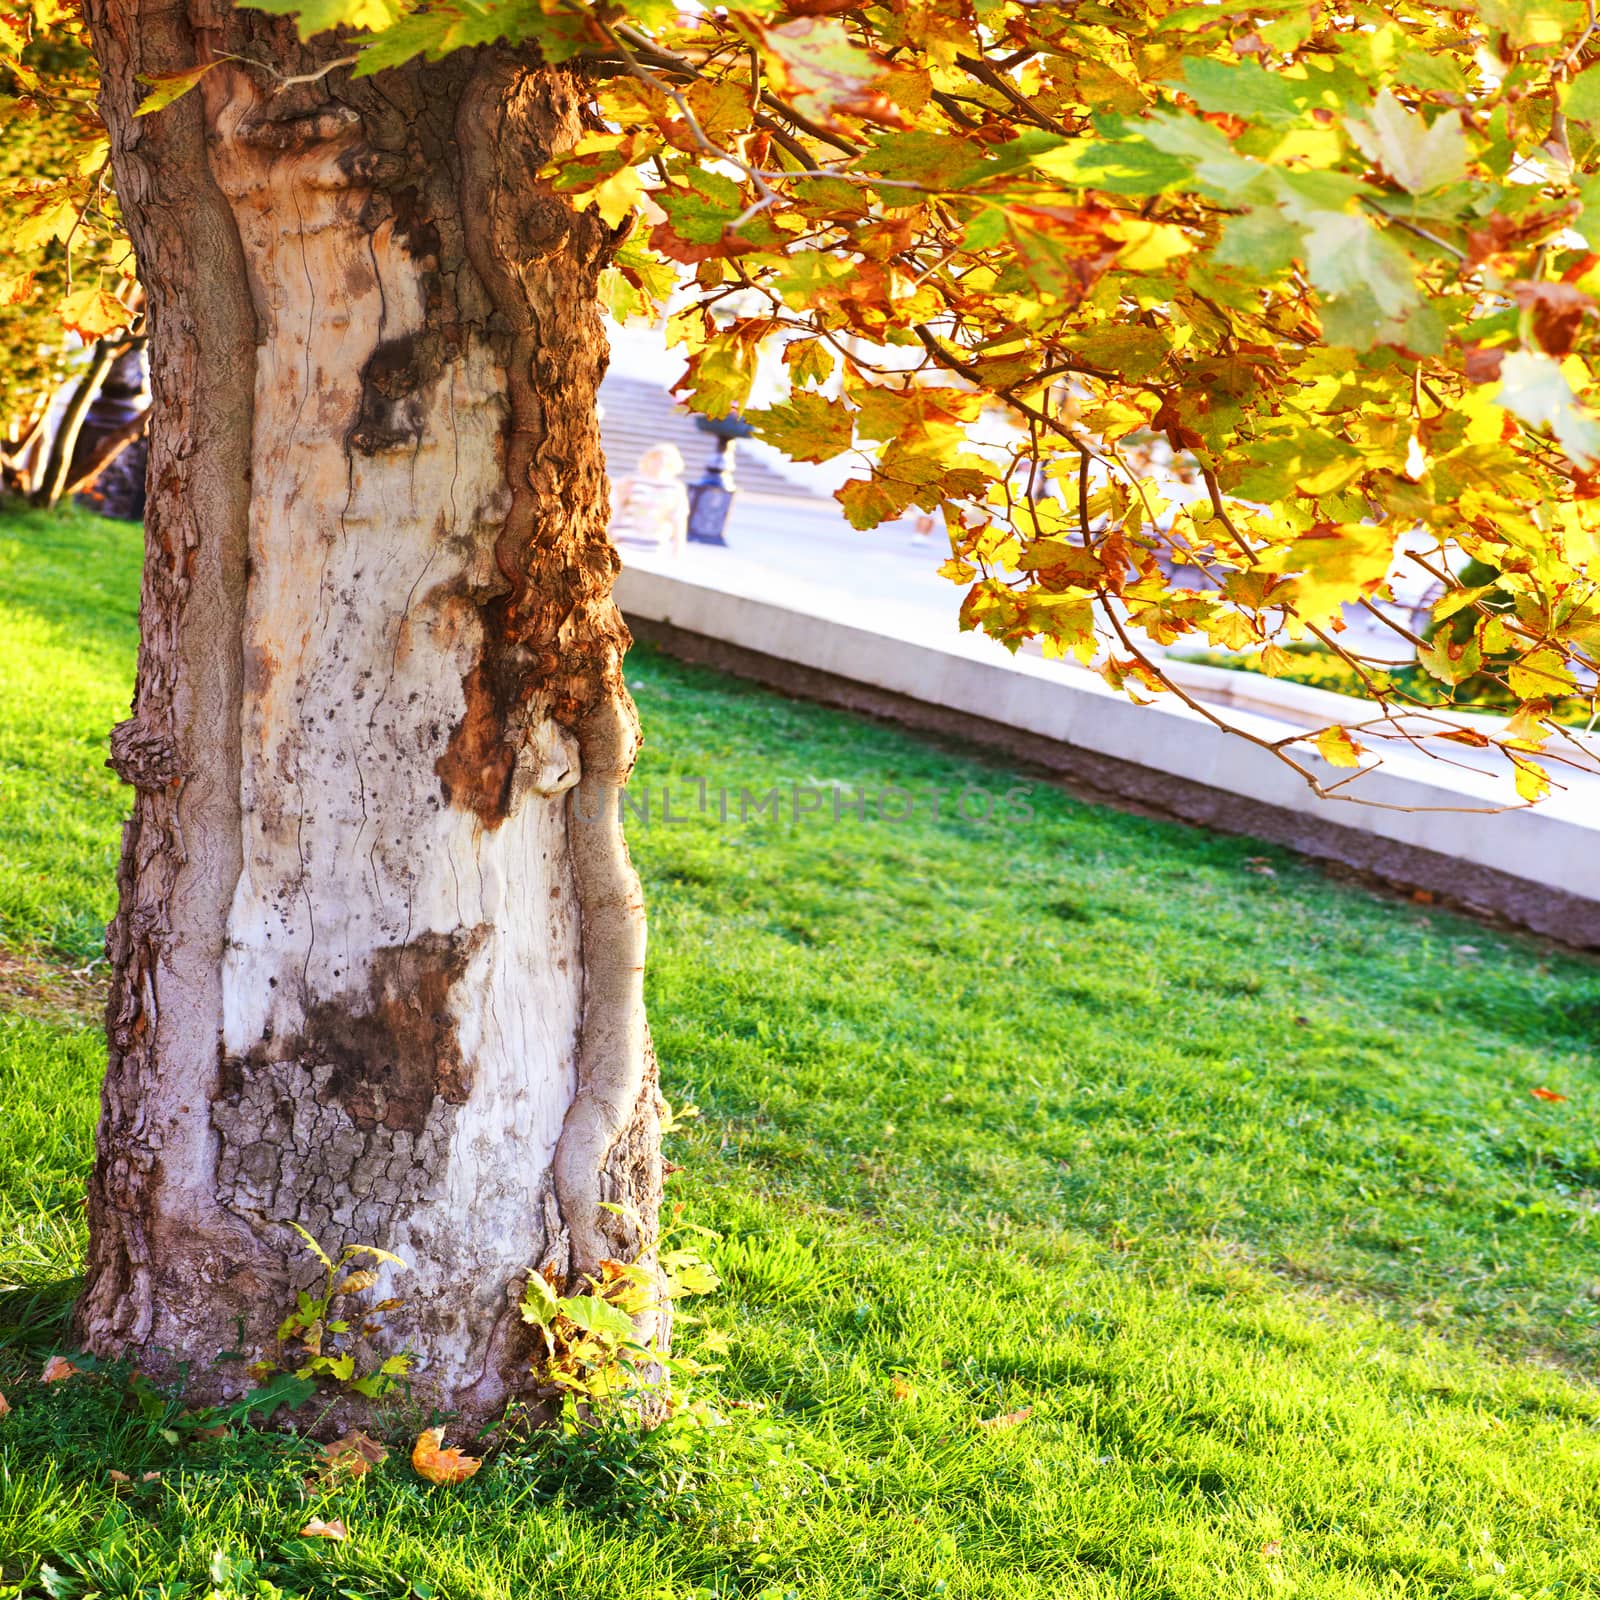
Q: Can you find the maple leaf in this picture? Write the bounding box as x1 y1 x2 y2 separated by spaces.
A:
748 392 854 462
411 1426 481 1485
0 1390 9 1420
320 1429 388 1479
239 0 397 44
40 1356 77 1383
1530 1085 1568 1103
1278 523 1398 626
1345 90 1468 194
1510 282 1595 358
299 1517 348 1541
58 286 130 341
750 17 888 134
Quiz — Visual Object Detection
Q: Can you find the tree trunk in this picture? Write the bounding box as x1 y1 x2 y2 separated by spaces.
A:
74 0 661 1423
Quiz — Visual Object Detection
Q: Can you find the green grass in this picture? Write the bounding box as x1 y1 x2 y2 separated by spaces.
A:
2 502 1599 1599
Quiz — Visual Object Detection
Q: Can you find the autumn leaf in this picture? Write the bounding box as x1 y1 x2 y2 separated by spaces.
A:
748 391 854 462
1345 90 1468 194
240 0 398 43
0 1391 9 1420
1506 646 1576 700
412 1426 481 1485
977 1406 1033 1431
59 286 131 341
1510 752 1551 804
40 1356 77 1383
320 1429 388 1479
135 60 221 117
299 1517 348 1541
1314 726 1367 769
1530 1086 1568 1103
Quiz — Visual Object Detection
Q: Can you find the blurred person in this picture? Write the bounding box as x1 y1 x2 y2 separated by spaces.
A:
610 442 689 557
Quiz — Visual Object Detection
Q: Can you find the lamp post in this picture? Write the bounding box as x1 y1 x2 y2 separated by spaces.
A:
686 410 753 547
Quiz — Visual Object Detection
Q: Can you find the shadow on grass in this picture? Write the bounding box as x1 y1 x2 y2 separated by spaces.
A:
0 1276 80 1353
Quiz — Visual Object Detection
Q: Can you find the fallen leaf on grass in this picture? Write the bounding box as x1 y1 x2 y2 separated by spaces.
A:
1531 1086 1568 1102
299 1517 347 1541
41 1356 78 1383
891 1376 915 1402
0 1391 9 1419
976 1406 1033 1431
320 1429 388 1480
107 1470 160 1484
412 1426 480 1485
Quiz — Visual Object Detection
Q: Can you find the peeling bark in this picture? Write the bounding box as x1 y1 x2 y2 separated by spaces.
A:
76 1 660 1422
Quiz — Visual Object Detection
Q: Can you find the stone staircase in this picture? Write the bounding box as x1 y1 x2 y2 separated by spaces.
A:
598 373 814 500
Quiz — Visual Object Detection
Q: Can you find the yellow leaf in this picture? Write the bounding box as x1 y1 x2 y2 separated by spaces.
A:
1315 725 1366 768
14 195 77 252
583 165 644 230
1511 752 1550 803
1106 216 1192 272
135 61 220 117
1506 645 1575 700
58 286 131 341
412 1426 481 1485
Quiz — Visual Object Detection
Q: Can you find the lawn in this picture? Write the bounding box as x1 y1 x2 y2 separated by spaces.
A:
1 502 1597 1599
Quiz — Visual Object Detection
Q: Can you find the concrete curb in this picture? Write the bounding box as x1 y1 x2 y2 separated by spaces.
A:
616 564 1600 949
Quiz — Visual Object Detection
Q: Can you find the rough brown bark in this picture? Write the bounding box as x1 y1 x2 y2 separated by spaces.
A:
75 0 661 1423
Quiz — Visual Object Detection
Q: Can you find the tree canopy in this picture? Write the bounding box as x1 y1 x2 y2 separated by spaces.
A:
6 0 1600 803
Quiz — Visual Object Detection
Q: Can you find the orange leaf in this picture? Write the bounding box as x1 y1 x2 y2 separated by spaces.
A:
0 1390 9 1419
1531 1086 1568 1103
299 1517 348 1541
321 1429 388 1479
411 1426 481 1485
977 1405 1033 1431
40 1356 78 1383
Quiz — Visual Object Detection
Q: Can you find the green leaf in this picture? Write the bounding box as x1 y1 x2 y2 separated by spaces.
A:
748 392 854 462
1028 136 1191 197
217 1372 316 1421
1177 57 1317 127
520 1270 562 1330
560 1293 638 1343
1345 90 1468 194
1564 61 1600 127
239 0 398 44
1214 207 1304 277
1301 210 1417 345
